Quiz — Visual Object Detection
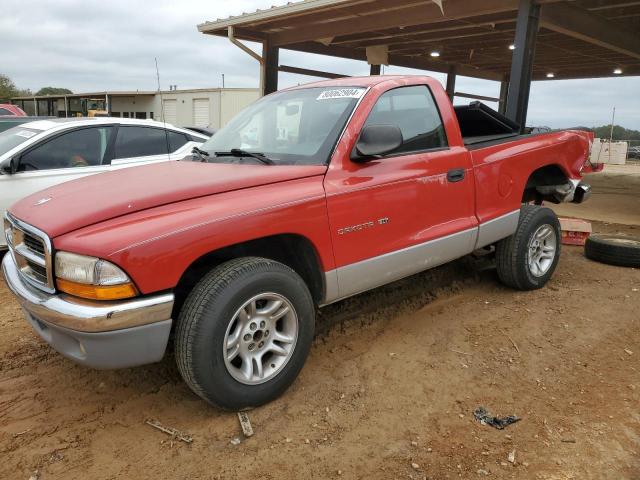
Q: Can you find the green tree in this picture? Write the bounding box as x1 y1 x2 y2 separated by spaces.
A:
35 87 73 96
0 74 32 102
591 125 640 141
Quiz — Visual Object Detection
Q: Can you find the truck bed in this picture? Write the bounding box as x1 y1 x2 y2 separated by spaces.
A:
454 101 525 149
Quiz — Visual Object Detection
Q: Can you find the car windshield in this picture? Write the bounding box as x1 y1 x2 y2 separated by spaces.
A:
198 86 366 166
0 127 40 158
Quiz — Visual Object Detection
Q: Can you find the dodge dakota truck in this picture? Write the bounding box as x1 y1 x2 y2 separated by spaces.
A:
2 76 597 410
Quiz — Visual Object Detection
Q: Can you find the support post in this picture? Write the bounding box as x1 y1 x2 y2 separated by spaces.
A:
262 41 279 96
445 65 457 101
498 78 509 115
370 64 381 75
505 0 540 132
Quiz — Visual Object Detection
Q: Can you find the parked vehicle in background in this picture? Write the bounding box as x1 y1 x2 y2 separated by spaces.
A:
0 104 27 117
627 146 640 159
183 126 217 137
2 76 600 410
0 117 208 249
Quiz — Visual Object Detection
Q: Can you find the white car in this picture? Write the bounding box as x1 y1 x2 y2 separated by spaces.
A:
0 118 208 249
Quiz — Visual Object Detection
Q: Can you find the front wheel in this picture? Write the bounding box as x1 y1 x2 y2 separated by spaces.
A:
495 205 561 290
175 257 315 410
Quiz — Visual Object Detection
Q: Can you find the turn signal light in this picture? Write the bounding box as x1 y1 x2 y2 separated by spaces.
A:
57 278 138 301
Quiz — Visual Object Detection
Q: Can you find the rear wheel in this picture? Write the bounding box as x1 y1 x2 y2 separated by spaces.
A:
496 205 561 290
175 257 315 410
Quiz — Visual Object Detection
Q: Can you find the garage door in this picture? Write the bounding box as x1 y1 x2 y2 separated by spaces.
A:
192 99 210 127
162 99 177 125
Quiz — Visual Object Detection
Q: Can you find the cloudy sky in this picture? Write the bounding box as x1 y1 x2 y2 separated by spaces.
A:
3 0 639 129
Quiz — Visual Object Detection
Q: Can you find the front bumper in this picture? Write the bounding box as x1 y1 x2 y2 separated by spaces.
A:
2 252 174 369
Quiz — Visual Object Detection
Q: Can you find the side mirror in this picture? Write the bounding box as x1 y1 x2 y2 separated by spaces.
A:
0 156 17 175
353 124 403 160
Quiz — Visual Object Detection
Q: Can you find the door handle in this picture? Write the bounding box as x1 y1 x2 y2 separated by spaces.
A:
447 168 465 183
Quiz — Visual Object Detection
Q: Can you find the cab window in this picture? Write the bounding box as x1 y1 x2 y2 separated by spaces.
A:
18 127 114 172
363 85 447 155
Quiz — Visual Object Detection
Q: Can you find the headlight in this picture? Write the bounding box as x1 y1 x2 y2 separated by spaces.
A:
55 251 138 300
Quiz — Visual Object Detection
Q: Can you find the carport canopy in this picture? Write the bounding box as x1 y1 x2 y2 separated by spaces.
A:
198 0 640 128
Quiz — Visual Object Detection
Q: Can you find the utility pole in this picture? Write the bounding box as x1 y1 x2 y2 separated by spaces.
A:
222 74 225 89
609 106 616 164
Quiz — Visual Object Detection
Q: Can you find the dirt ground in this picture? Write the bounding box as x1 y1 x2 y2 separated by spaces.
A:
1 170 639 480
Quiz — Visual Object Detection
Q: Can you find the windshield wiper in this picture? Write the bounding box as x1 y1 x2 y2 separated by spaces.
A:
191 146 210 162
214 149 275 165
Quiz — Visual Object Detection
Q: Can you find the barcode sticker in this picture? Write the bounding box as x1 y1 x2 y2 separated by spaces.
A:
317 88 365 100
15 130 36 139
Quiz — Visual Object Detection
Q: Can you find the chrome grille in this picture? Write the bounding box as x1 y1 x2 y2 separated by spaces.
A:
4 213 54 293
23 232 45 256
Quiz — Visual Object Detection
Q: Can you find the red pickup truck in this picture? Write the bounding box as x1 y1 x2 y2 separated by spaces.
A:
3 76 597 410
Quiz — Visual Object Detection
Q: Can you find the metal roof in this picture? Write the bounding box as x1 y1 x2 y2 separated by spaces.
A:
11 91 156 101
198 0 640 81
11 88 258 101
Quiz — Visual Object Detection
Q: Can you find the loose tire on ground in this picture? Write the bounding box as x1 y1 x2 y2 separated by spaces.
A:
175 257 315 410
584 235 640 268
495 205 561 291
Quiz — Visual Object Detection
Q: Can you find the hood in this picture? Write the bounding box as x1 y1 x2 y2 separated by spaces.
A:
9 161 326 238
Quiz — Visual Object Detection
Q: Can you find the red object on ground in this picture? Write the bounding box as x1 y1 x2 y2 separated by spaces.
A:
559 217 592 245
0 104 27 116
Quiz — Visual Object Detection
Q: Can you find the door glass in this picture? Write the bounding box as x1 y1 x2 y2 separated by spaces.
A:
364 85 447 154
0 128 40 156
114 126 169 158
18 127 114 172
167 131 189 152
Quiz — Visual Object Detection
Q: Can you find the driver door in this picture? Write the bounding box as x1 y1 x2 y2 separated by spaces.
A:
324 85 476 300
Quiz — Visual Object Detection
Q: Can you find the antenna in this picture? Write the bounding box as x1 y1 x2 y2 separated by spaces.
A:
155 57 171 163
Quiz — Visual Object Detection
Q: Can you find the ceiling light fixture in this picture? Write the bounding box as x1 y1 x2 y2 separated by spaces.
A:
546 72 555 78
509 44 515 50
613 68 622 75
430 51 441 57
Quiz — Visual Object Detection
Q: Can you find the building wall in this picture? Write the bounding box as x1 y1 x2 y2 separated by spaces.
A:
153 89 259 128
12 88 259 127
109 96 156 119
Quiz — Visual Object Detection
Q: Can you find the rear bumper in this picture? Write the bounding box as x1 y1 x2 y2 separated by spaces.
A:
571 182 591 204
2 252 174 369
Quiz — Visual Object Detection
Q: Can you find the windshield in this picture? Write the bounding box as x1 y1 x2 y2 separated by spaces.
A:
198 86 366 165
0 127 40 158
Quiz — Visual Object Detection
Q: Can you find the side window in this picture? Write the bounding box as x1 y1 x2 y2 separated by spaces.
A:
363 85 447 155
0 107 14 116
114 126 169 158
19 127 114 172
167 131 189 152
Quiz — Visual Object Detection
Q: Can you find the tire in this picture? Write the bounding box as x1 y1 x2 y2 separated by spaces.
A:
175 257 315 410
585 235 640 268
495 205 561 291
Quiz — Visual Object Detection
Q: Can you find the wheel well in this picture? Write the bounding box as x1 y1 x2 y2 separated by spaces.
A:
172 234 325 317
522 164 570 203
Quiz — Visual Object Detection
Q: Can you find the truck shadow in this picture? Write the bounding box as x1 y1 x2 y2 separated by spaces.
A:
314 253 495 339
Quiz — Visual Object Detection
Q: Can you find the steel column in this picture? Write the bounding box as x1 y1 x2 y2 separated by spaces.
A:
445 65 457 101
498 78 509 115
263 41 280 95
505 0 540 131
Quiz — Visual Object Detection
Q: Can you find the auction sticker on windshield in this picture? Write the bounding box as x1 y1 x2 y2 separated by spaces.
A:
317 88 365 100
